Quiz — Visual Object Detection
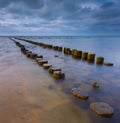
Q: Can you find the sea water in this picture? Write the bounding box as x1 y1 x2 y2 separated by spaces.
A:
0 36 120 123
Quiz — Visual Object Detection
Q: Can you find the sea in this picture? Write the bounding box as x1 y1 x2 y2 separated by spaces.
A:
0 36 120 123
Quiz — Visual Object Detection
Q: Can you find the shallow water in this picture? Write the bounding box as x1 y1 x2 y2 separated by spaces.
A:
0 36 120 123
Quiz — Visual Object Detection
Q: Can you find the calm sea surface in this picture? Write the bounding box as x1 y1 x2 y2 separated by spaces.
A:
0 36 120 123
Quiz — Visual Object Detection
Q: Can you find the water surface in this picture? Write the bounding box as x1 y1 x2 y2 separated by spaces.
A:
0 36 120 123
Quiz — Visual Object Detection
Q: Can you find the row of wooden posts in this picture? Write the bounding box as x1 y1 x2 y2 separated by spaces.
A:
11 38 65 79
10 38 114 117
14 37 113 66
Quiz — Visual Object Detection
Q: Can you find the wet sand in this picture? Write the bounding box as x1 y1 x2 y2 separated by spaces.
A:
0 37 120 123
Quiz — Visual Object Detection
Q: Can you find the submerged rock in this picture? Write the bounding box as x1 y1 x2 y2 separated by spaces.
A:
71 88 89 100
90 102 114 117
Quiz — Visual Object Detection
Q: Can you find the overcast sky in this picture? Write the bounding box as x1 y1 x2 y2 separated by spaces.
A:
0 0 120 36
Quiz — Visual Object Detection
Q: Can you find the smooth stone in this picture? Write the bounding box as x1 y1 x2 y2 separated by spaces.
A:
90 102 114 117
43 64 52 69
104 62 113 66
53 71 65 79
48 67 61 74
71 88 89 100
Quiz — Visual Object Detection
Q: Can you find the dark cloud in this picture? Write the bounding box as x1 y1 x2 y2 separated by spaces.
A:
0 0 44 9
101 2 114 8
0 0 120 35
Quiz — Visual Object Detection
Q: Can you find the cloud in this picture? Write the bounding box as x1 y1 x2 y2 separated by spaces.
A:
0 0 120 35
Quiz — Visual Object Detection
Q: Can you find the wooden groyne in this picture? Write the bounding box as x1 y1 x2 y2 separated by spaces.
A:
14 37 113 66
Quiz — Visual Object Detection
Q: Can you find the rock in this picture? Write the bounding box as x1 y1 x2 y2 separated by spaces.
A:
104 62 113 66
43 64 52 69
71 88 89 100
48 67 61 74
92 82 100 88
53 71 65 79
90 102 114 117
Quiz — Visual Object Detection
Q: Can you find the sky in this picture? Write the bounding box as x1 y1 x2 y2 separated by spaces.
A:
0 0 120 36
